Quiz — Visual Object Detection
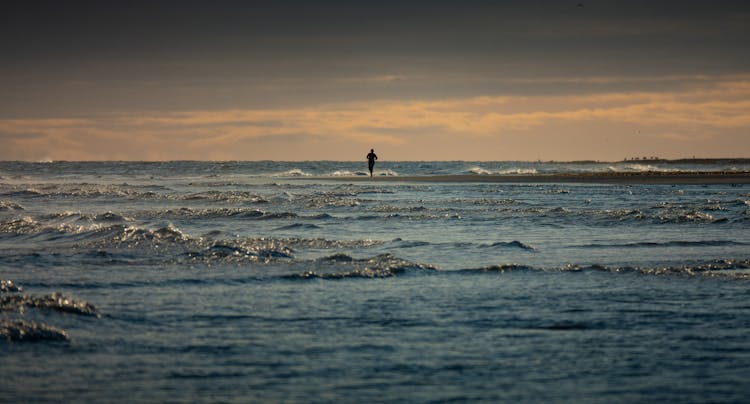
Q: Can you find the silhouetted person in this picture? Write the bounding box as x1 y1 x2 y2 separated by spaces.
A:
366 149 378 177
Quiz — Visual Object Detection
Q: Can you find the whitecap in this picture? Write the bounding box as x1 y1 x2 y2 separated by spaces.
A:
469 166 493 175
272 169 312 177
469 167 537 175
497 168 538 175
330 170 369 177
609 164 681 173
375 169 399 176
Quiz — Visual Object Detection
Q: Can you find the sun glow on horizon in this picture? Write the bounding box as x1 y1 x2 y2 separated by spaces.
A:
2 75 749 161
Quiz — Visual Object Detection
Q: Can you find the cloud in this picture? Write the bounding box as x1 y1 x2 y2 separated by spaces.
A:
2 75 749 161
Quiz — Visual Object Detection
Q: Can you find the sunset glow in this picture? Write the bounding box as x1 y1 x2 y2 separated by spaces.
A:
2 1 749 161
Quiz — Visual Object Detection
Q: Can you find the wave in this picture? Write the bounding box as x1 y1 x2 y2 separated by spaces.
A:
0 319 69 342
331 185 396 195
353 212 461 221
1 280 23 293
152 207 277 220
109 208 332 221
386 239 537 251
182 237 383 264
0 219 200 251
182 190 268 203
185 243 293 262
95 224 195 249
299 193 361 208
331 170 370 177
460 264 535 273
0 212 384 262
451 198 521 207
3 188 44 197
368 205 434 213
41 211 134 223
1 292 100 316
275 223 322 230
264 237 383 249
1 280 100 343
0 216 61 235
0 183 170 200
92 211 132 222
575 240 749 249
0 201 24 211
374 169 399 177
468 167 538 175
285 253 439 280
272 169 312 177
607 164 680 173
392 240 431 248
471 205 733 224
458 259 750 278
489 240 537 251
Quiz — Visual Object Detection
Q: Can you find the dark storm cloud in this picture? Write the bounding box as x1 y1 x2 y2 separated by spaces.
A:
1 0 749 117
4 1 748 63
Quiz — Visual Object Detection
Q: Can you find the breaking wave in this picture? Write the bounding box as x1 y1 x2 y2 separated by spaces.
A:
331 170 370 177
273 169 312 177
469 167 538 175
607 164 680 173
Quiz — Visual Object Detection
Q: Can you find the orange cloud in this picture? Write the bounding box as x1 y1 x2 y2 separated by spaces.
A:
2 76 749 161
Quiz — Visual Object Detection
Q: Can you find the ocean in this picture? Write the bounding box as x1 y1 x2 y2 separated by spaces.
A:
1 160 750 402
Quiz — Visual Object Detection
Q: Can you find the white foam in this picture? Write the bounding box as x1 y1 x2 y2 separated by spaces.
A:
469 166 537 175
497 168 538 175
330 170 368 176
272 169 312 177
469 166 493 175
375 169 399 177
608 164 681 173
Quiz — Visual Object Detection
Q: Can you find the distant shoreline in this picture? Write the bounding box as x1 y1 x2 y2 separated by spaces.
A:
303 171 750 184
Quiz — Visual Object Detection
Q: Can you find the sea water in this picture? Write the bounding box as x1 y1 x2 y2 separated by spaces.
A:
1 161 749 402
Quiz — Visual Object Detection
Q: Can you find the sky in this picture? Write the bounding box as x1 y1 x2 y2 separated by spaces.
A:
1 0 749 161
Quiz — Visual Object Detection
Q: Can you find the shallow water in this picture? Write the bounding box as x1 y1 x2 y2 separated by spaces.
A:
2 161 749 402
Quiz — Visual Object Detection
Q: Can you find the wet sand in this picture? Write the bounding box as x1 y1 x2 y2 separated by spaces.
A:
306 172 750 184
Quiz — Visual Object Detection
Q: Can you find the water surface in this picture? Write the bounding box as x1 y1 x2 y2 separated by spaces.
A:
1 161 749 402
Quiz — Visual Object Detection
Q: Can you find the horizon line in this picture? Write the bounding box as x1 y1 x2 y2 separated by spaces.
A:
3 157 750 164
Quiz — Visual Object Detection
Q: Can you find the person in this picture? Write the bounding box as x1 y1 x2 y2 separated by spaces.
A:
366 149 378 177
